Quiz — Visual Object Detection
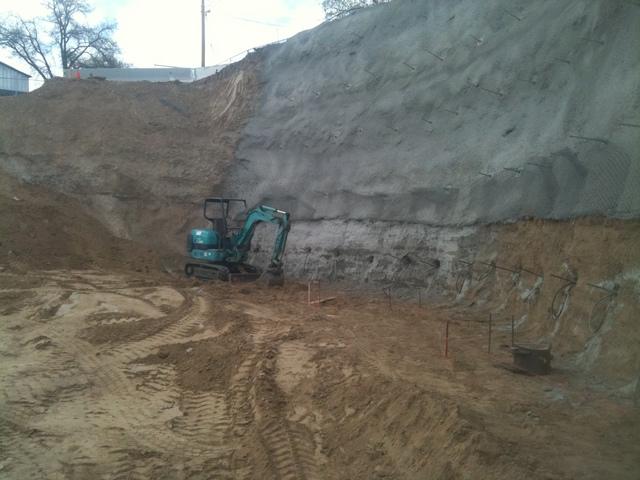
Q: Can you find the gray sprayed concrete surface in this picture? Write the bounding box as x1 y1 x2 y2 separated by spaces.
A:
227 0 640 284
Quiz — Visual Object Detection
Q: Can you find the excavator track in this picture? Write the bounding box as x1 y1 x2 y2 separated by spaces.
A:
185 262 230 281
185 262 263 283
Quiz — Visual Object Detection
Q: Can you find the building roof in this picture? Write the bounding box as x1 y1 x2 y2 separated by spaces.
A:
0 61 32 78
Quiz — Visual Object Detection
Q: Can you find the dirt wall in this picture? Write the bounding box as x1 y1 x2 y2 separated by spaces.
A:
0 55 262 253
0 175 161 272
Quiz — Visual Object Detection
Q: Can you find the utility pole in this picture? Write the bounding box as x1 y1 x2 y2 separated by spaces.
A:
200 0 208 67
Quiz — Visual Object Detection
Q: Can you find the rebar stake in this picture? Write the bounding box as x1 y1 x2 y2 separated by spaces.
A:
511 315 515 347
444 321 450 358
488 313 493 354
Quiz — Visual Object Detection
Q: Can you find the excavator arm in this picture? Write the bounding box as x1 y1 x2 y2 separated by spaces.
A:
231 205 291 271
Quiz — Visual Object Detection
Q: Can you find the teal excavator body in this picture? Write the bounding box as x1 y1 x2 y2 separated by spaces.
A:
185 198 290 284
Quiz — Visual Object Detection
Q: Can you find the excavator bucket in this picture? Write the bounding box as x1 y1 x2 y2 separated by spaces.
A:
261 267 285 287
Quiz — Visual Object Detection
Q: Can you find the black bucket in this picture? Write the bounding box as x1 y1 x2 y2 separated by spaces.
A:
511 343 552 375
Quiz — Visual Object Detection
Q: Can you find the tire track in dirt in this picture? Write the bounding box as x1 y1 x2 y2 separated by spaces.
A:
170 390 236 479
109 448 168 480
1 274 233 477
225 305 320 480
229 352 259 436
226 313 287 431
256 418 320 480
0 418 58 479
172 391 230 445
125 363 181 411
87 286 241 478
224 316 274 479
3 322 93 427
3 275 319 479
1 297 59 449
87 288 248 476
47 336 179 454
254 350 320 480
37 287 207 456
97 290 231 366
98 288 195 357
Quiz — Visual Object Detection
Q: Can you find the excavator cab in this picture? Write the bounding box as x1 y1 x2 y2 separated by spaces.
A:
202 198 247 249
185 197 290 285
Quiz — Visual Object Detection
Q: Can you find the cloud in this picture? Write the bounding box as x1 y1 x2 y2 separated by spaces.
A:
0 0 325 81
0 0 46 18
114 0 324 67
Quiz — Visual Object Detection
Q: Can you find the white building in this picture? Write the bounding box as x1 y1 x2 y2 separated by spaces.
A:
0 61 30 96
63 65 226 83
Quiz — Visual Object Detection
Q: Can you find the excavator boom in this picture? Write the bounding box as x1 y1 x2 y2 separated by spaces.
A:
232 205 290 268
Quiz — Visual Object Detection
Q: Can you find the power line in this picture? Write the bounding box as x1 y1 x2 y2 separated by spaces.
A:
228 15 285 28
214 7 286 27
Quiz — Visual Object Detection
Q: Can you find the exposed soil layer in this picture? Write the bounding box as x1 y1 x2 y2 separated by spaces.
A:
276 216 640 387
1 270 638 479
0 174 164 272
0 54 262 252
459 217 640 386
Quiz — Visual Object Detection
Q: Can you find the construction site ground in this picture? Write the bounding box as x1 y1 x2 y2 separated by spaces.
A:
1 269 638 480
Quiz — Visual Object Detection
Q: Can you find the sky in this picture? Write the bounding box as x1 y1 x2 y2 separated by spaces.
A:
0 0 325 88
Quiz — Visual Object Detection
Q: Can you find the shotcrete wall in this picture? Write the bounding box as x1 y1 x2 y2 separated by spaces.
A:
227 0 640 283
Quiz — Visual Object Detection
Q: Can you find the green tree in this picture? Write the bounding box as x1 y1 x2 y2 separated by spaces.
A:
0 0 124 79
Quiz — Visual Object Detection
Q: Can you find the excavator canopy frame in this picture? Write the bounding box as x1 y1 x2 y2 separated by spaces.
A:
203 197 247 222
203 198 247 236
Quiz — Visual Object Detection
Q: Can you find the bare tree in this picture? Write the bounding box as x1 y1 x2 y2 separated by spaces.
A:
0 19 55 79
0 0 123 79
75 50 127 69
321 0 390 20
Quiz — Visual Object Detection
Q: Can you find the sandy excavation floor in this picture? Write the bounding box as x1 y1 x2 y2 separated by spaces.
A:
1 270 639 480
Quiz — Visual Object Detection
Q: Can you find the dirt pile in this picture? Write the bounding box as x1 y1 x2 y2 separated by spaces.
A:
0 54 262 253
0 174 162 272
140 310 251 392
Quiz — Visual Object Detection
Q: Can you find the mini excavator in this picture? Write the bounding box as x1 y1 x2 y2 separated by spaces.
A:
184 198 290 285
